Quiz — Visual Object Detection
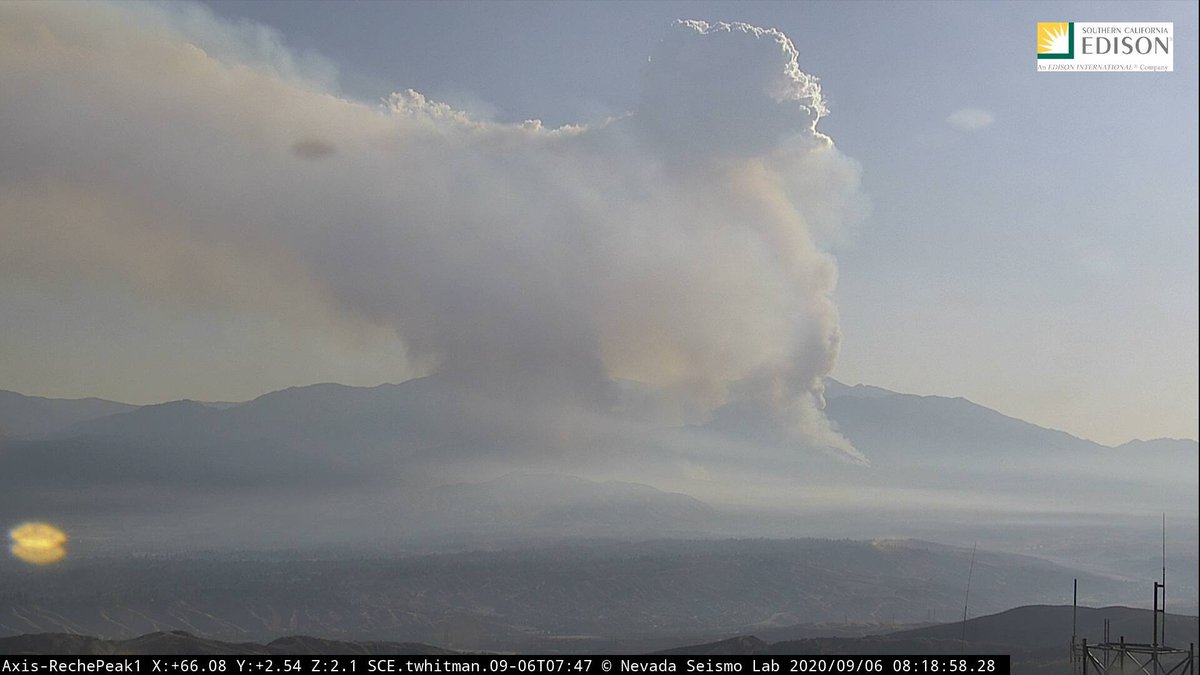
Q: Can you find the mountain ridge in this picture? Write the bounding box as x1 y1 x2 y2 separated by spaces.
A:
0 389 136 439
3 604 1194 658
5 379 1195 448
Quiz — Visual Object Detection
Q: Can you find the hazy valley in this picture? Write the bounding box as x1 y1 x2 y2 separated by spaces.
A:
2 378 1196 658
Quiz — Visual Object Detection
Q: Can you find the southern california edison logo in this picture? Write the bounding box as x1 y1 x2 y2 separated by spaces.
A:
1037 22 1172 72
1037 22 1074 59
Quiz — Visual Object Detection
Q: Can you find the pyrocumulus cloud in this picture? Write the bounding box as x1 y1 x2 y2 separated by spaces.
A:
0 7 868 463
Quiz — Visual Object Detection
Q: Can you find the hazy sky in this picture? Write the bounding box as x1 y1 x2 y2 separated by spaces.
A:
1 0 1195 446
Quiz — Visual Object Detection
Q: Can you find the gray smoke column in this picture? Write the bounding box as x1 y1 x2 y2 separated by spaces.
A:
0 7 867 463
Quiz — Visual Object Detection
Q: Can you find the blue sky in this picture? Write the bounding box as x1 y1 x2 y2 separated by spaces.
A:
1 1 1195 445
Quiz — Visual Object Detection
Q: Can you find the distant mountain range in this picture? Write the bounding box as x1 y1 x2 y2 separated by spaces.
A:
3 604 1195 672
1 378 1194 552
821 380 1197 462
5 379 1192 454
664 605 1199 675
0 630 451 655
0 389 135 439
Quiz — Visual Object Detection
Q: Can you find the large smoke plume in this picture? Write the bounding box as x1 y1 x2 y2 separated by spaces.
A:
0 6 867 464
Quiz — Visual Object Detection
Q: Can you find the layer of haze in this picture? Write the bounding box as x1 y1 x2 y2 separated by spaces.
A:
1 0 1196 447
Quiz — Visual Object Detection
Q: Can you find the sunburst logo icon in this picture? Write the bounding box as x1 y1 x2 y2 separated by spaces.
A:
1037 22 1074 59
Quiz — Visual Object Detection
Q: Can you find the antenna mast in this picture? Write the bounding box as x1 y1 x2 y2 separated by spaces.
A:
961 542 977 646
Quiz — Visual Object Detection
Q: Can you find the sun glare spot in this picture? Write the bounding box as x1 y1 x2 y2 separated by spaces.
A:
9 522 69 565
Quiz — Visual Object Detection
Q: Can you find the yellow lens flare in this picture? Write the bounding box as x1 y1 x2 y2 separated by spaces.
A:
9 522 69 565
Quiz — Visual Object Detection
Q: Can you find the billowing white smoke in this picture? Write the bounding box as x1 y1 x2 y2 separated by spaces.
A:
0 7 867 464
